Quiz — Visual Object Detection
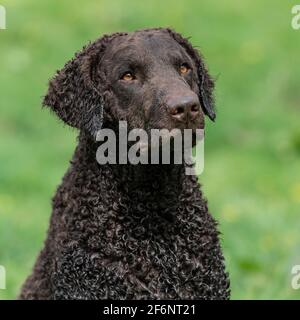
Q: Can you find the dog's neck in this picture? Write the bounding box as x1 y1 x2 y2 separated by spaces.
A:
72 131 187 193
67 131 201 222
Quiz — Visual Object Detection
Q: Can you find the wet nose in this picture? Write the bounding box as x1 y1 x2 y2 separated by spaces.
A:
167 94 201 122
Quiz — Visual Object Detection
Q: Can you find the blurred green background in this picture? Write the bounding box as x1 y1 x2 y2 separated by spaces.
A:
0 0 299 299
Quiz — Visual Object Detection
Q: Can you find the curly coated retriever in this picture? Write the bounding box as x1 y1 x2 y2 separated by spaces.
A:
19 28 230 300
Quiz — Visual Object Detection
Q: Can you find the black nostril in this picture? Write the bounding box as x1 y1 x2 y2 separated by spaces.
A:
176 107 185 115
170 106 185 116
191 104 200 113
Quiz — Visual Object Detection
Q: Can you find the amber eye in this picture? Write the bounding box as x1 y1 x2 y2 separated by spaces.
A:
179 63 190 75
121 72 135 81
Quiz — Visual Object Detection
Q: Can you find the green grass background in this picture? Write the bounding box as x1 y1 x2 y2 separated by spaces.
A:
0 0 299 299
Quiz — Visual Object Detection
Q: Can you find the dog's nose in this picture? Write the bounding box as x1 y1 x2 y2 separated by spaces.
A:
167 95 201 122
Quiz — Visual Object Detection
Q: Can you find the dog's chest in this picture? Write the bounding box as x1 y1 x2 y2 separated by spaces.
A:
55 201 208 299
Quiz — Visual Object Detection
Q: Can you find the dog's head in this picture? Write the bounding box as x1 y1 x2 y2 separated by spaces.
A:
44 28 216 138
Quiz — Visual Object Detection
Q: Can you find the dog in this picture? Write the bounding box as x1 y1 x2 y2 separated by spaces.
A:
20 28 230 300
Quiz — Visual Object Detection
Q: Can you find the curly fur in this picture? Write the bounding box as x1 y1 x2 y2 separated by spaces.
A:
19 28 230 300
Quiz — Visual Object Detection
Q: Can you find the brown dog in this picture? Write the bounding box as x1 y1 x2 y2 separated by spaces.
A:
20 28 229 300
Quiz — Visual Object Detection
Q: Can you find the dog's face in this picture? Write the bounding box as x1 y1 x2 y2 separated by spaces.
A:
43 28 216 138
100 30 203 132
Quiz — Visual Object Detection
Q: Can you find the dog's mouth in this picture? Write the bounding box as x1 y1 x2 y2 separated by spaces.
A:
96 119 204 166
144 118 204 134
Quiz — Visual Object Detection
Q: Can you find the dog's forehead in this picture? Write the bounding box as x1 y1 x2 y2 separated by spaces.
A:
134 30 179 47
106 30 184 58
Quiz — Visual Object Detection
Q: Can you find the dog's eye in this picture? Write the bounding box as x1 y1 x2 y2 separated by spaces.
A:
179 63 190 75
121 72 135 81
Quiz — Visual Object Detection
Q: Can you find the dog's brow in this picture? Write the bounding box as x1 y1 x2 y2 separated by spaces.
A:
168 52 186 63
110 44 141 59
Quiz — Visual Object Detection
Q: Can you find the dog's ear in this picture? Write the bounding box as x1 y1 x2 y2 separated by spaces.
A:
166 29 216 121
43 33 127 137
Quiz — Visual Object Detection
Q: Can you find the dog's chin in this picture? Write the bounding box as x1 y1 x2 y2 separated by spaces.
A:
131 130 202 164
